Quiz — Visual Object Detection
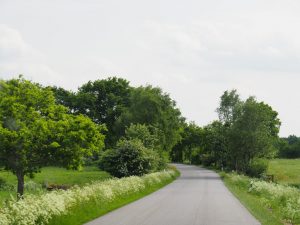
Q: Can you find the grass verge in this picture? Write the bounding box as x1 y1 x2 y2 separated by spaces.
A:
48 169 179 225
221 173 282 225
221 172 300 225
47 168 180 225
0 168 179 225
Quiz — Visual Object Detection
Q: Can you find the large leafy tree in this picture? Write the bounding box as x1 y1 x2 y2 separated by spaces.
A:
116 85 184 152
52 77 131 148
228 97 281 171
0 77 105 197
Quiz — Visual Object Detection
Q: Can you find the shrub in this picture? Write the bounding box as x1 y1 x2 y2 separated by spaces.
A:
246 159 268 178
99 139 162 177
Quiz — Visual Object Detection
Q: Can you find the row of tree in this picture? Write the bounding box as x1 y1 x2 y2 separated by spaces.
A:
277 135 300 158
171 90 282 176
0 76 296 197
0 76 185 197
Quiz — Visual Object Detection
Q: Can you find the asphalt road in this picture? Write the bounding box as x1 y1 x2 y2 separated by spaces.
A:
86 164 260 225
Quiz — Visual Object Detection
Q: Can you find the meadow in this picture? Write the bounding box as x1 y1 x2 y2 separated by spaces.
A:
0 166 111 205
268 159 300 187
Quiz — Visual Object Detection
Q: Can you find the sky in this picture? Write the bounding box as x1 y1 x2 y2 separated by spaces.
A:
0 0 299 137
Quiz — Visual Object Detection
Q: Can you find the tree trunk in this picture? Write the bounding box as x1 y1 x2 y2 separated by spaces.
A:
16 171 24 199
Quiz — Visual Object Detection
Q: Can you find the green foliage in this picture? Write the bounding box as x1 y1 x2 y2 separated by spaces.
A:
228 97 280 172
99 139 161 177
171 89 281 175
124 123 160 150
201 121 228 169
116 86 184 152
51 77 131 148
50 79 183 153
245 159 268 178
0 77 105 196
170 122 203 163
216 89 242 125
278 135 300 158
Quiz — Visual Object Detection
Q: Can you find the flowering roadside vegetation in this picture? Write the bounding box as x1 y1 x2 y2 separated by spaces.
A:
0 169 177 225
224 173 300 224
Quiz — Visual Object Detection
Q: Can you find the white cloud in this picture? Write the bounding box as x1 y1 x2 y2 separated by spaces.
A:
1 0 300 136
0 24 60 86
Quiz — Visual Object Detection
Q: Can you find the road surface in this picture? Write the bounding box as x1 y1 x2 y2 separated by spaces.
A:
86 164 260 225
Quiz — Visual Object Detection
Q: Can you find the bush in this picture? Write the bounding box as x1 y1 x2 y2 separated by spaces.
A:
99 139 163 177
246 159 268 178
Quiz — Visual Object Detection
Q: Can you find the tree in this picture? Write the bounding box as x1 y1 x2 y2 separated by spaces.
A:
170 122 203 163
75 77 131 147
0 77 105 197
123 123 160 149
216 89 242 126
50 86 76 112
278 136 300 158
50 77 131 148
116 85 184 152
201 121 228 168
228 97 281 172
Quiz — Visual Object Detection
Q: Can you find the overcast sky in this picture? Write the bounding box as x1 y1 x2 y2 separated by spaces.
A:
0 0 299 136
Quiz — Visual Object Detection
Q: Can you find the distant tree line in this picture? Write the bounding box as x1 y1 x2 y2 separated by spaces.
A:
277 135 300 158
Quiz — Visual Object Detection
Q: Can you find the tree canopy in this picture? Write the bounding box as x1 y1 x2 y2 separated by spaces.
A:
0 77 105 197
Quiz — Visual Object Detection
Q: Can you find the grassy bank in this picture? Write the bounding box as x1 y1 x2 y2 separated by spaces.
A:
0 166 111 205
0 169 179 225
268 159 300 187
221 172 300 225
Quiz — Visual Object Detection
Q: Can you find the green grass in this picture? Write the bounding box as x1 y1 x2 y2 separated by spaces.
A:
268 159 300 187
221 173 283 225
0 166 111 204
47 169 180 225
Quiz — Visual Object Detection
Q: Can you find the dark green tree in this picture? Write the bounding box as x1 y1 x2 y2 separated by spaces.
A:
51 77 131 148
116 85 184 152
171 122 203 163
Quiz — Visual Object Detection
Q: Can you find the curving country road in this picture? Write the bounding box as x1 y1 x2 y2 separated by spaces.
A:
86 164 260 225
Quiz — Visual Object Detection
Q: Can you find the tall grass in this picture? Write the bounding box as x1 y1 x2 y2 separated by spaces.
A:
0 169 178 225
223 173 300 225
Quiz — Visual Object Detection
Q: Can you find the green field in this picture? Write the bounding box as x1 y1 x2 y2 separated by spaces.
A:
0 166 111 204
268 159 300 187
